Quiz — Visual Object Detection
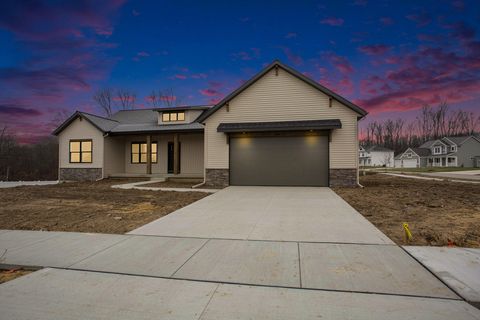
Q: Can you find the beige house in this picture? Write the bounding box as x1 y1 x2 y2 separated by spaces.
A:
54 60 367 187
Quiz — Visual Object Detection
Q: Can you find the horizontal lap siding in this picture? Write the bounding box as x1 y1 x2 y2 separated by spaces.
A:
58 118 104 169
205 68 359 169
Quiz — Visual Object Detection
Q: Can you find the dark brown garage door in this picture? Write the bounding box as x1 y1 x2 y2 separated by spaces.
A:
230 134 329 186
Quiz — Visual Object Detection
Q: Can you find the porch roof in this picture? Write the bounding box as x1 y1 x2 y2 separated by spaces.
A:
217 119 341 133
108 122 204 135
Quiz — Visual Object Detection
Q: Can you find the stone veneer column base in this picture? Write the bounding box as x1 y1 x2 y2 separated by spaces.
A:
205 169 229 188
329 169 357 187
59 168 103 181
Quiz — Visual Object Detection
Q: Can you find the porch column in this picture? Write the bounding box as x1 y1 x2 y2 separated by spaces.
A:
146 134 152 175
173 133 180 174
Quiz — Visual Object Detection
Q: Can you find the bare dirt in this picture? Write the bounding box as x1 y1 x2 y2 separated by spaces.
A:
0 269 33 284
334 173 480 248
142 181 201 188
0 179 208 234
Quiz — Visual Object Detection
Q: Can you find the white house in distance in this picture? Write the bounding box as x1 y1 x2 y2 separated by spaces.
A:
395 135 480 168
359 146 394 167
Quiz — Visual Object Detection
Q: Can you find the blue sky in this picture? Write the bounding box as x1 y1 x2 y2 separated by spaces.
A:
1 0 479 142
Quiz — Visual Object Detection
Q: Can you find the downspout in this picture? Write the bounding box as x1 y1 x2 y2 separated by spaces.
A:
193 123 207 189
357 118 364 188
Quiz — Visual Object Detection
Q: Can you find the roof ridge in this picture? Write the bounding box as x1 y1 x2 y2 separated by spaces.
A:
79 111 119 123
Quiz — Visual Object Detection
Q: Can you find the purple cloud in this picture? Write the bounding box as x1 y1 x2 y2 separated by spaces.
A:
0 105 43 116
282 47 303 66
320 17 344 26
358 44 392 55
406 13 431 27
380 17 394 26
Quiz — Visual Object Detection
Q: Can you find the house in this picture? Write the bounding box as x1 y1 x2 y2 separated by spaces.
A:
53 60 368 187
394 135 480 168
359 146 394 167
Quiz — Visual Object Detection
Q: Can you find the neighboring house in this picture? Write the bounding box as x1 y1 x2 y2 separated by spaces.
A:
53 60 368 187
359 146 394 167
394 135 480 168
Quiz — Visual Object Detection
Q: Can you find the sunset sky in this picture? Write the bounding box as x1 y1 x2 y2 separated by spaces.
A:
1 0 479 143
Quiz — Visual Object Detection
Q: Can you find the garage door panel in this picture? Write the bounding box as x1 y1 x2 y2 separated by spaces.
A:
230 135 328 186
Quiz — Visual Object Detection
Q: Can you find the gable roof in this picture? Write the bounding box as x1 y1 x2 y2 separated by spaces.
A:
53 106 210 136
52 111 118 135
196 60 368 123
412 147 432 157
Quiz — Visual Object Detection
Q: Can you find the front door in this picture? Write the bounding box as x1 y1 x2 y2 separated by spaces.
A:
167 142 181 174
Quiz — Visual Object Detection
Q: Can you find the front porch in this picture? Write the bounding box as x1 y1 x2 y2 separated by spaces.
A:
103 132 204 179
427 155 458 167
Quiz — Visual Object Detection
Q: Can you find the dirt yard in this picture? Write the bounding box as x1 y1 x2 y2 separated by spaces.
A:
334 174 480 248
0 179 208 234
142 180 201 188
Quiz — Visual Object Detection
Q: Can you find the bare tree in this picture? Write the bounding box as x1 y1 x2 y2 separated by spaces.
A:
116 89 136 110
361 103 479 154
147 88 183 107
148 91 159 107
93 88 114 116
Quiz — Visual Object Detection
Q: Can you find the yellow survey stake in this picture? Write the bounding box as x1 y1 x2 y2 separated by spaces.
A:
403 223 413 241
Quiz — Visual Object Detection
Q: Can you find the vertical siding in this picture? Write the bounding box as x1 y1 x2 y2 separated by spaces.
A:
104 136 125 176
180 134 204 174
58 118 104 169
123 133 203 175
204 68 360 169
457 138 480 167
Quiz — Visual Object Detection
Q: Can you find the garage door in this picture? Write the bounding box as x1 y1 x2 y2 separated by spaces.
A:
399 158 418 168
230 134 329 186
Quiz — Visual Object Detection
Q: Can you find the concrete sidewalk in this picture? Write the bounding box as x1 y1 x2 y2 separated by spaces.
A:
0 230 455 299
1 268 479 320
405 246 480 307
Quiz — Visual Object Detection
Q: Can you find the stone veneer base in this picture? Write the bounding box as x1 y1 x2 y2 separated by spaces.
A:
205 169 229 189
329 169 358 187
59 168 103 181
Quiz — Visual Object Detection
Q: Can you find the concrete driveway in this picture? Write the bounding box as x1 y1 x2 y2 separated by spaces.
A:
130 186 392 244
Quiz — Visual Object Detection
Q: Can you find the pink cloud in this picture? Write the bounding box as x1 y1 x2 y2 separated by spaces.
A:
380 17 394 26
173 74 187 80
199 89 219 97
191 73 208 79
325 53 354 74
232 48 261 61
285 32 297 39
358 44 392 55
406 13 431 27
282 47 303 66
320 17 344 26
355 37 480 115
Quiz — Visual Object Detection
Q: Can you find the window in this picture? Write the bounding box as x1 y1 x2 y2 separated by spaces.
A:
433 146 441 154
162 111 185 122
69 140 92 163
451 146 457 152
407 152 412 158
131 142 157 164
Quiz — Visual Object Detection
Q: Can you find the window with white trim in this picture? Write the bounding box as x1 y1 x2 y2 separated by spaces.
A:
433 146 441 154
451 146 457 152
